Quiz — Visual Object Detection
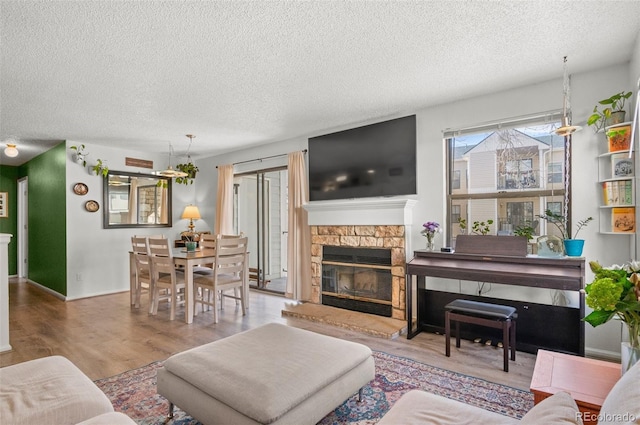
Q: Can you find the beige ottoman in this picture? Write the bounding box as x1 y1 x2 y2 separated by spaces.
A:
157 323 375 425
0 356 119 425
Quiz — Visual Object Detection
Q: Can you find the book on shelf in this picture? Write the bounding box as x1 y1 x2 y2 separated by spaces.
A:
601 180 633 206
611 152 634 178
602 182 612 205
624 180 633 205
612 207 635 233
612 181 620 205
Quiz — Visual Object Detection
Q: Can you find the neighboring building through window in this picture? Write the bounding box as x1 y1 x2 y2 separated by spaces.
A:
446 117 566 246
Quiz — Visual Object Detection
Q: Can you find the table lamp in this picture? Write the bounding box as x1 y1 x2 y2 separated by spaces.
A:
181 205 201 233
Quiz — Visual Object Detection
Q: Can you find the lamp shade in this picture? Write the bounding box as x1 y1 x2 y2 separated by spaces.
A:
4 144 18 158
181 205 201 220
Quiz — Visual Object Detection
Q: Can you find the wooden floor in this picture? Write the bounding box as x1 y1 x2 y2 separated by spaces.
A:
0 279 537 391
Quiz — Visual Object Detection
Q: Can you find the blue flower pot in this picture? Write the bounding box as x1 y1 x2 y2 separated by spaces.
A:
563 239 584 257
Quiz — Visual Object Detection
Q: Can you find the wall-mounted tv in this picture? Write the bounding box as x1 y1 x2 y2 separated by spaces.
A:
308 115 416 201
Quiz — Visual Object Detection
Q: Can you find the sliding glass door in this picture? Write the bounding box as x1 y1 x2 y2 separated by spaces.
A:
234 168 288 294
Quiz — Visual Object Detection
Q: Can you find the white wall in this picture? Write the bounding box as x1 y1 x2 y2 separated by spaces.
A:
65 142 199 299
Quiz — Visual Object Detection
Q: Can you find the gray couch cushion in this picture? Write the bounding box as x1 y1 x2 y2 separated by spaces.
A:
162 323 373 424
0 355 114 425
519 391 582 425
600 360 640 424
377 390 519 424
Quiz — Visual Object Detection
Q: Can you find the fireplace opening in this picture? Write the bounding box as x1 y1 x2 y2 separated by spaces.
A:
321 246 392 317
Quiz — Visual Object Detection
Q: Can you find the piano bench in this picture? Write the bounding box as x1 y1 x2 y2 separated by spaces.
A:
444 299 517 372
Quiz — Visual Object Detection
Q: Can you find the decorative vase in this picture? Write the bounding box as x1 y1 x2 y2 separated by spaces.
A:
536 235 564 257
426 241 435 251
185 241 197 252
621 342 640 375
563 239 584 257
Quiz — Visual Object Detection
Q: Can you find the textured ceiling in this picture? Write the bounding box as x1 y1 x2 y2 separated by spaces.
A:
2 1 640 166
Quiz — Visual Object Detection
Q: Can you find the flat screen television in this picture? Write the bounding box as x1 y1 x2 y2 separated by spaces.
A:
308 115 416 201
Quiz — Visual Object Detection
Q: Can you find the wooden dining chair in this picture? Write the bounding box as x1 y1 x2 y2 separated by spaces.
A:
193 235 248 323
130 236 152 309
193 233 247 308
148 237 186 320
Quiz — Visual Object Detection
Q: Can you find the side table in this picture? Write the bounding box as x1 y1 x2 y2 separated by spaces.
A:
530 349 620 425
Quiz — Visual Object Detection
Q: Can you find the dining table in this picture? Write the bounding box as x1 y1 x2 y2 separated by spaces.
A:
129 246 249 324
171 247 217 324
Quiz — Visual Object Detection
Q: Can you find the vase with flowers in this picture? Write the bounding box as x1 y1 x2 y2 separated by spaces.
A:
421 221 441 251
585 260 640 374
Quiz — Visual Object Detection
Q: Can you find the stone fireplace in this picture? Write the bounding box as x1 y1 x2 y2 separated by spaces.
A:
305 198 416 321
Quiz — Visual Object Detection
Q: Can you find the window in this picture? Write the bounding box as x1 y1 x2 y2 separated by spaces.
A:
451 205 461 224
547 162 563 183
452 170 461 189
446 115 566 245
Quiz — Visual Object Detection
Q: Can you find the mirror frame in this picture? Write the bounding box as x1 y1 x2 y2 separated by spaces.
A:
102 170 172 229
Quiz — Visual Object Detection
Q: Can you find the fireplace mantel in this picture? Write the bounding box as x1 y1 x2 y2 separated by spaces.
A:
304 198 417 226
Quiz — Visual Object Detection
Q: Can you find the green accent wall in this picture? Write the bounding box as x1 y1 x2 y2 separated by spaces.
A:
21 143 67 295
0 165 19 275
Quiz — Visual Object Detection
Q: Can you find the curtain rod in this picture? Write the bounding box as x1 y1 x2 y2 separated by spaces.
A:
216 149 307 168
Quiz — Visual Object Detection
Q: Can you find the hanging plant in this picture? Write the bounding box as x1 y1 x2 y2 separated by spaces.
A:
70 144 88 167
175 162 198 185
91 159 109 177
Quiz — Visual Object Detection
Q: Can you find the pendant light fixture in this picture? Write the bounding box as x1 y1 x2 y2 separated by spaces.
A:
157 141 188 178
555 56 582 136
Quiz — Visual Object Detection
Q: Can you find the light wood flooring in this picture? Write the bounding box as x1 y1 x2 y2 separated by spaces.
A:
0 278 537 391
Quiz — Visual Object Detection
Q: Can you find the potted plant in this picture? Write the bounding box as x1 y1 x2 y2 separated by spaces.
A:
606 125 632 152
587 91 632 132
538 209 593 256
457 217 493 235
70 144 88 167
91 159 109 178
455 218 528 256
175 162 199 185
585 260 640 374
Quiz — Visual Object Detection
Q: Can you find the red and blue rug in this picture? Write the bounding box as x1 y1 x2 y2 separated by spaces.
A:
95 351 534 424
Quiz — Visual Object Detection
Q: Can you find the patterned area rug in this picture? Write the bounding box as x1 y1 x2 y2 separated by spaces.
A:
95 351 534 424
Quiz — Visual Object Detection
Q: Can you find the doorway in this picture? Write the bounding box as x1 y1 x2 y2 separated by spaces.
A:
234 168 288 294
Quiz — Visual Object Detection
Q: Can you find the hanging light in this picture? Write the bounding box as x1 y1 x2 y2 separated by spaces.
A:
4 143 18 157
157 142 188 178
555 56 582 136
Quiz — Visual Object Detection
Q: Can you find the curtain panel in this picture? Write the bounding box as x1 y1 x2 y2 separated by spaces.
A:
215 164 234 235
286 151 311 301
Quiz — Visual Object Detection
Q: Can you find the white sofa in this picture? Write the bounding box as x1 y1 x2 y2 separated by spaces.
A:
0 355 135 425
378 358 640 425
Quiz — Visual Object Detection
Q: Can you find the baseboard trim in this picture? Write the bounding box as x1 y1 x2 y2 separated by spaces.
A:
24 280 66 300
585 347 621 362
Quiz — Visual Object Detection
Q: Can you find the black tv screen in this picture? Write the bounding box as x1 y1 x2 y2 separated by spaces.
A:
308 115 417 201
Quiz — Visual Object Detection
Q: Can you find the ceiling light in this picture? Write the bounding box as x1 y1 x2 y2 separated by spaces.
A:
157 141 188 178
555 56 582 136
4 143 18 157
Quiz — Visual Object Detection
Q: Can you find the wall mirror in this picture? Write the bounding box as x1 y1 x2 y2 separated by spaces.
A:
103 170 172 228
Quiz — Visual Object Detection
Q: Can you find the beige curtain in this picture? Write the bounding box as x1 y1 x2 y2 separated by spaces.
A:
215 164 234 235
286 151 311 301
